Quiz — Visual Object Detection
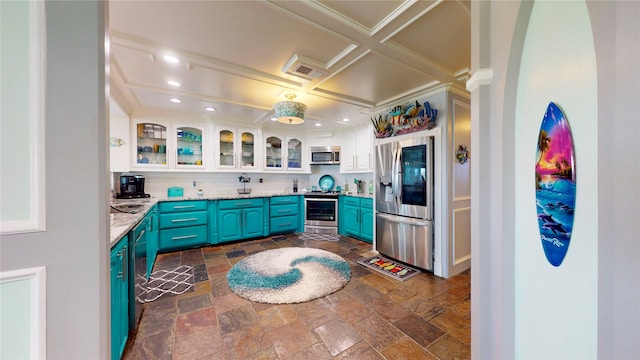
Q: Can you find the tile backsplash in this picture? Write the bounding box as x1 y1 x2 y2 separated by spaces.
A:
111 165 372 198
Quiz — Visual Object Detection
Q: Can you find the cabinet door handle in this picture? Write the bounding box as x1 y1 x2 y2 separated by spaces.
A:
121 246 128 281
116 249 125 279
174 205 196 209
136 229 146 241
171 218 198 222
171 234 198 240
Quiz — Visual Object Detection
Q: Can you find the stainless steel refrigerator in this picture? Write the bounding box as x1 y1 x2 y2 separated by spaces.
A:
375 135 434 270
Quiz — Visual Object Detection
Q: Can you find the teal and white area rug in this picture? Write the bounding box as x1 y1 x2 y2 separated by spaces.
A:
227 247 351 304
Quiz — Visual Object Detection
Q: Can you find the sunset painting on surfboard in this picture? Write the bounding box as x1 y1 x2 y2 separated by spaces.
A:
535 102 576 267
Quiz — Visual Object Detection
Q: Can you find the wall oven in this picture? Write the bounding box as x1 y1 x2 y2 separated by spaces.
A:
304 193 339 234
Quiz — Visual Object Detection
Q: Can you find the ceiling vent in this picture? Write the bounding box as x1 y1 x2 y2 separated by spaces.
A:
282 54 327 79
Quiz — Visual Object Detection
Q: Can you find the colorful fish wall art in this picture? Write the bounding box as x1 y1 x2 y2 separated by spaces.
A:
535 102 576 267
370 100 439 138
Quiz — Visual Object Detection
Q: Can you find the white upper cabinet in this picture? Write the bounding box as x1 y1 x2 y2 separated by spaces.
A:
286 137 304 171
215 126 260 171
126 119 314 173
263 132 306 172
340 125 373 173
175 125 205 169
264 135 283 170
131 120 169 169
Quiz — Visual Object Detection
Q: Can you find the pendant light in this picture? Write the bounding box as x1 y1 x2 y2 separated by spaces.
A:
274 93 306 124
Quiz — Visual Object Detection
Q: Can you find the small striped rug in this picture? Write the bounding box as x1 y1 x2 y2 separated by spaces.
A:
298 232 340 242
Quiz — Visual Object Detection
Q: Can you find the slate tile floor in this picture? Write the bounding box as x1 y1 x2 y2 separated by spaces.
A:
122 234 470 360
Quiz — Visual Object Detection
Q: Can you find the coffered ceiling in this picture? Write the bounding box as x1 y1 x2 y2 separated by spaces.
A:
109 0 470 132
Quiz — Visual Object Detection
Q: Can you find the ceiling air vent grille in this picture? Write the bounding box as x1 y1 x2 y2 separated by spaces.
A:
282 54 327 79
295 65 313 75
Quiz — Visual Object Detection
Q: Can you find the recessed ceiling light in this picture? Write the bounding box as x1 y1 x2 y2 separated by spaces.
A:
205 106 215 112
315 123 322 127
342 118 350 122
163 55 179 64
170 98 181 103
167 80 180 87
270 117 278 121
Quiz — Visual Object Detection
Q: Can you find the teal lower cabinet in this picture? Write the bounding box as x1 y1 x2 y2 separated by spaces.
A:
110 236 128 360
360 198 374 242
159 225 208 251
218 198 268 242
269 195 302 235
339 196 374 243
208 200 219 244
158 200 208 252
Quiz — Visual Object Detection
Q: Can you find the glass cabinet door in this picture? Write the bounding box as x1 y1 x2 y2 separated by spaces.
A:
136 123 167 165
287 138 302 170
219 129 235 167
240 132 254 167
176 126 203 166
265 136 282 168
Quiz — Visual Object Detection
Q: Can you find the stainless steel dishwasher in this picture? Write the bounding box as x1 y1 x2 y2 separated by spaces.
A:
128 217 147 330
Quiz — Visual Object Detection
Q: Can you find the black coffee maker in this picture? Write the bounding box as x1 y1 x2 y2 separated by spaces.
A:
117 174 150 199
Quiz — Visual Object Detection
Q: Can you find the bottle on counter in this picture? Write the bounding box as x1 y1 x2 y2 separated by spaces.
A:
368 181 373 194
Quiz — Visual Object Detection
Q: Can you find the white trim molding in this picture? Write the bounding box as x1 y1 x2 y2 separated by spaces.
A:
466 68 494 92
0 266 47 359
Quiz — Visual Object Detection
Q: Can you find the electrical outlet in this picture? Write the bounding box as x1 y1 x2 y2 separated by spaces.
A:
259 178 263 183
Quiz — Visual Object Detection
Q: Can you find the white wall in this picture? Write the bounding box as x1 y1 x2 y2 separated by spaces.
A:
109 115 130 173
589 1 640 358
128 164 371 199
514 1 598 357
471 1 640 359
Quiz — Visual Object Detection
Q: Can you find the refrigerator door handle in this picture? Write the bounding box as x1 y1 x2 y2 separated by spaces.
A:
391 147 397 205
394 144 401 207
376 212 430 226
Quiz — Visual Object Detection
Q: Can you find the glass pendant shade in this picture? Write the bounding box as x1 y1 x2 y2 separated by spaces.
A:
274 94 306 124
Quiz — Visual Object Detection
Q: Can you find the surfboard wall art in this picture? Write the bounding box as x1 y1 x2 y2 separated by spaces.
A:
535 102 576 267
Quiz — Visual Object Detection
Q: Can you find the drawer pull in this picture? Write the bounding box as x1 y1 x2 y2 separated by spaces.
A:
278 209 291 213
171 234 198 240
171 218 198 222
174 205 196 209
235 202 253 206
278 222 292 227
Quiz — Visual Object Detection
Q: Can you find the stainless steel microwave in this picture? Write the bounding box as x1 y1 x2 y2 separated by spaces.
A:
309 146 340 165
